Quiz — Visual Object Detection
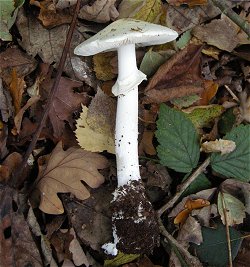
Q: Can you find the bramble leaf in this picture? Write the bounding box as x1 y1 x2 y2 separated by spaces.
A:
210 125 250 181
156 104 200 173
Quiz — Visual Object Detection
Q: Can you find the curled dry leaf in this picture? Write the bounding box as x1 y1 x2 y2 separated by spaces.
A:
144 44 204 104
34 142 109 214
78 0 119 23
201 139 236 155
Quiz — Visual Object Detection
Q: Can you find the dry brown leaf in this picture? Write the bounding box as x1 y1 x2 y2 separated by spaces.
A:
8 69 26 114
14 95 40 134
144 44 204 103
78 0 119 23
199 80 218 105
139 130 156 155
168 0 207 7
0 78 13 122
201 139 236 155
34 142 109 214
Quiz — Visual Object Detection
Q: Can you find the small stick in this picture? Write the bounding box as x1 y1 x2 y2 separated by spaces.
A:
157 157 211 216
10 0 82 188
211 0 250 38
221 192 233 267
158 219 203 267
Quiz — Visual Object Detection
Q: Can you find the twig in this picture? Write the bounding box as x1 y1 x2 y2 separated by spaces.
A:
221 192 233 267
158 219 203 267
211 0 250 38
10 0 82 188
157 157 211 216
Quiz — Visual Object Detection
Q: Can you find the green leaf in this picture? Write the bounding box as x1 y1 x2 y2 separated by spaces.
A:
176 30 192 49
140 49 168 77
211 125 250 182
192 223 242 267
171 94 200 109
104 252 139 267
0 0 25 41
156 104 200 173
218 108 236 135
218 192 246 226
182 173 212 197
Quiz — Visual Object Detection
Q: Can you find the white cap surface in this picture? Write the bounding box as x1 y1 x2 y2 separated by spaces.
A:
74 19 178 56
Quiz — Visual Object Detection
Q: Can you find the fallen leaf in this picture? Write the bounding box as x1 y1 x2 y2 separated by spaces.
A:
168 0 207 7
0 122 8 159
166 1 221 33
0 186 43 267
0 47 37 85
78 0 119 23
201 139 236 155
63 184 114 252
192 16 240 52
199 80 218 105
144 44 204 104
93 52 116 81
171 94 200 109
14 95 40 134
139 130 156 155
41 76 89 138
76 89 116 153
69 228 89 267
34 142 109 214
191 204 218 227
183 104 224 129
0 0 24 41
0 78 13 122
8 69 26 114
218 192 246 226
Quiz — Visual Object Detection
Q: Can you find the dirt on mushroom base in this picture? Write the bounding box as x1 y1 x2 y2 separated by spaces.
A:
111 180 160 254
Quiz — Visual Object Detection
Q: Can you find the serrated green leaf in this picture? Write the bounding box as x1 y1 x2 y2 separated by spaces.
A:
104 252 139 267
182 173 212 197
156 104 200 173
211 125 250 182
192 223 242 267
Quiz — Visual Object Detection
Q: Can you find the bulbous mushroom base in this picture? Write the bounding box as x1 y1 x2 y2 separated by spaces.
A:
111 180 159 255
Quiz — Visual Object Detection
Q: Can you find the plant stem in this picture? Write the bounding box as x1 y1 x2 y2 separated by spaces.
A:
211 0 250 38
157 157 211 216
10 0 82 188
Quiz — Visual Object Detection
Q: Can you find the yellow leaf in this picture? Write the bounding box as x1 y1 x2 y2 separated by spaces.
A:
35 142 109 214
75 106 115 154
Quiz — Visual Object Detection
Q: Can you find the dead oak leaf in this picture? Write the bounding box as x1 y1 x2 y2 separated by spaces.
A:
41 76 90 138
34 142 109 214
144 44 204 104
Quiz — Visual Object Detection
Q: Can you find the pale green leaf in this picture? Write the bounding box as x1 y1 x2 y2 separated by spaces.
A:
156 104 200 173
211 125 250 181
104 252 139 267
218 192 246 226
140 49 167 77
176 30 192 49
171 94 200 109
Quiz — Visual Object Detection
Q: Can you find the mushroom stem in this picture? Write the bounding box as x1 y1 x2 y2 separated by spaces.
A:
114 44 144 186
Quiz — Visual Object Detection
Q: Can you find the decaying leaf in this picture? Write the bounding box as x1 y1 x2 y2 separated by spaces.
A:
183 104 224 129
0 78 13 122
78 0 119 23
8 69 26 114
93 52 116 81
118 0 163 23
139 130 156 155
168 0 207 7
201 139 236 155
41 77 89 138
34 142 109 214
76 89 116 153
218 192 246 226
144 44 204 104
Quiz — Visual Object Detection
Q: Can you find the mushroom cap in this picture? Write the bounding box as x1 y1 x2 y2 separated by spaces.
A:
74 19 178 56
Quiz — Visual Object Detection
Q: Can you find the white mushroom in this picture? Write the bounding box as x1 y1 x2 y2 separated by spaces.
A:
74 18 178 255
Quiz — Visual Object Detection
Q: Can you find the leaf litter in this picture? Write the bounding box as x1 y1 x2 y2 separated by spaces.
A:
0 0 250 266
